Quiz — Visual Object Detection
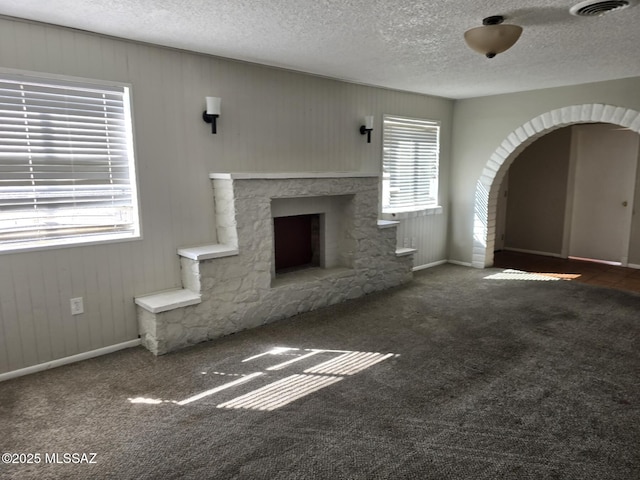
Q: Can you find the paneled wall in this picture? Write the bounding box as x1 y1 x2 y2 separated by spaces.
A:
0 17 452 374
396 213 448 268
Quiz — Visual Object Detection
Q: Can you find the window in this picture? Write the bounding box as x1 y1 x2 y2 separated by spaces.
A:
0 72 140 252
381 115 440 213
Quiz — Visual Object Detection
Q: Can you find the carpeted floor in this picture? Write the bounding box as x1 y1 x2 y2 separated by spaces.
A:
1 264 639 479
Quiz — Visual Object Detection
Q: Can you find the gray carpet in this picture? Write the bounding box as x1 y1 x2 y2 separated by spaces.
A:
1 264 639 479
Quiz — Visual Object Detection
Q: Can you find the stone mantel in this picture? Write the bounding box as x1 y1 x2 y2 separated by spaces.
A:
209 172 379 180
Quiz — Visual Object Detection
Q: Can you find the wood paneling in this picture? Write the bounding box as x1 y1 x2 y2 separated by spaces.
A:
397 214 448 268
0 17 452 374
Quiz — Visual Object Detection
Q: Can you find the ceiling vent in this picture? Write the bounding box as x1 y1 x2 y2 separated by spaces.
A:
570 0 636 16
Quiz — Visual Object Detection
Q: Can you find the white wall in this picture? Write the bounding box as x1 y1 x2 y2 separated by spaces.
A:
0 17 452 374
450 77 640 265
503 127 572 256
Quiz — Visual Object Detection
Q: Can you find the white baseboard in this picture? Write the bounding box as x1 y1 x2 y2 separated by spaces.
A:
628 263 640 270
0 339 141 383
447 259 473 267
413 259 448 271
502 247 564 258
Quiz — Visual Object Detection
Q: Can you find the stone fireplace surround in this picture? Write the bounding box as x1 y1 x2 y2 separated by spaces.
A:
135 173 415 355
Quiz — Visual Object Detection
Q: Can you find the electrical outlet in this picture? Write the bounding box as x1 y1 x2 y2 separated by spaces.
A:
70 297 84 315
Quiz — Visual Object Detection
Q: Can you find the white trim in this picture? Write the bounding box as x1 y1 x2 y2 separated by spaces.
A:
413 259 448 271
562 126 580 258
568 256 622 266
503 247 564 258
209 172 378 180
448 259 473 267
0 339 141 382
396 247 417 257
628 263 640 270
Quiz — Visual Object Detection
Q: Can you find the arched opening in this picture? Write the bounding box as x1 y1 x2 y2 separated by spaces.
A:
472 104 640 268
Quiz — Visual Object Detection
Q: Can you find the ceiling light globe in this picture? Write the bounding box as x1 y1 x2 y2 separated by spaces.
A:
464 24 523 58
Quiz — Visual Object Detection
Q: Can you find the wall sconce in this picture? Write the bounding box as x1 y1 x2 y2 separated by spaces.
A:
202 96 221 134
360 115 374 143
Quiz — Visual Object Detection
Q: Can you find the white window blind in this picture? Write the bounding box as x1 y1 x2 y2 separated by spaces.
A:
0 73 140 252
382 115 440 213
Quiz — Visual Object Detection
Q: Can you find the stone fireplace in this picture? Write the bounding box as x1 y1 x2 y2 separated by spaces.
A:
135 173 415 355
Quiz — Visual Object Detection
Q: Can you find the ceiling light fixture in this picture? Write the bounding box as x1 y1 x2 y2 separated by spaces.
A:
464 15 523 58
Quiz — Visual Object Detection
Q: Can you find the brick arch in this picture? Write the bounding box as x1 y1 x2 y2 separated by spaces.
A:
472 104 640 268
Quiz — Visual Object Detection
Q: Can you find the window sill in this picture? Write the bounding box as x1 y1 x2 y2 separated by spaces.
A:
380 205 443 220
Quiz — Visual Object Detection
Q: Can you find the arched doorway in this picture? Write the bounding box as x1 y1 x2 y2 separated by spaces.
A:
472 104 640 268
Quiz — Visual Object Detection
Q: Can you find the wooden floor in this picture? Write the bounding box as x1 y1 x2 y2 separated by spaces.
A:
493 251 640 295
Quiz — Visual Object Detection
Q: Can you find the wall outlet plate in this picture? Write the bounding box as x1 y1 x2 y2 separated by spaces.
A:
70 297 84 315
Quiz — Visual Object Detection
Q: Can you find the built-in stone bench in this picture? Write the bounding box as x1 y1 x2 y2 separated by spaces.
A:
396 247 418 257
135 289 201 313
177 244 239 261
133 245 238 320
135 173 414 355
377 220 399 229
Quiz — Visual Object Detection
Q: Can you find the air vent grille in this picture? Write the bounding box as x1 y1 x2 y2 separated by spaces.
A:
570 0 634 16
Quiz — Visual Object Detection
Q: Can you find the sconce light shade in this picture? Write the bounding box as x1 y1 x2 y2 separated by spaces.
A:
206 96 221 115
364 115 374 130
203 96 221 134
360 115 374 143
464 16 523 58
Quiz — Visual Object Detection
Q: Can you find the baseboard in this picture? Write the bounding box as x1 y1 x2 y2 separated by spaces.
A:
447 259 473 267
502 247 564 258
413 259 448 272
0 339 141 383
628 263 640 270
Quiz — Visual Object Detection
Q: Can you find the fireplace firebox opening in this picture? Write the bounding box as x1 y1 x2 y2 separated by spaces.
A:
273 214 322 274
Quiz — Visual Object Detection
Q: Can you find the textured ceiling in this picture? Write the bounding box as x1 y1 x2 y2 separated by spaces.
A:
1 0 639 99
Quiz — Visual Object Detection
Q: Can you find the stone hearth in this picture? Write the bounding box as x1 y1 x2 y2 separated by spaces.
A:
135 173 414 355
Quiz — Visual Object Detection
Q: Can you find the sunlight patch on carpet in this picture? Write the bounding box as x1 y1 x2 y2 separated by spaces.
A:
217 374 343 411
304 351 395 376
127 347 396 411
128 397 173 404
177 372 264 405
484 269 581 281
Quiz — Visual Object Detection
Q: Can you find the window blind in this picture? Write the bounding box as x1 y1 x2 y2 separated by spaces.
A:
0 73 139 251
382 115 440 212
